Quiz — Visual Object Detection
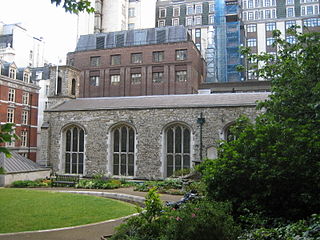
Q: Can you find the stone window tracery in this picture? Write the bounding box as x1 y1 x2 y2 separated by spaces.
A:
165 124 191 177
112 125 135 176
64 126 85 174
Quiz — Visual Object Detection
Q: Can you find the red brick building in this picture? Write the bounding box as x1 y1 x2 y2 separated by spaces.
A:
67 26 205 98
0 60 39 161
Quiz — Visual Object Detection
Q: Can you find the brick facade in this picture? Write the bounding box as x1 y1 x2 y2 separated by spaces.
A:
67 40 205 98
0 74 39 162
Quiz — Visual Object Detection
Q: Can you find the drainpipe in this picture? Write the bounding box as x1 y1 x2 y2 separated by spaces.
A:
28 94 33 159
197 112 206 162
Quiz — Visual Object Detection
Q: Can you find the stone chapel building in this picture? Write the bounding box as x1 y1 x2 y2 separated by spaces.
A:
39 66 269 179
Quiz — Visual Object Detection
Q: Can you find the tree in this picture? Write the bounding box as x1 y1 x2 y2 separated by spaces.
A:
200 29 320 221
50 0 94 14
0 123 18 157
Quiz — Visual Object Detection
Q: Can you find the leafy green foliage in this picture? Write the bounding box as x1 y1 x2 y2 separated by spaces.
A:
239 214 320 240
111 189 239 240
11 179 52 188
134 179 183 193
0 123 19 157
201 30 320 221
50 0 94 13
75 179 122 189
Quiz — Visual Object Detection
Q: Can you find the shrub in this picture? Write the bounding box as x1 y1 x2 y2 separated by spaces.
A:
172 168 191 177
75 179 121 189
134 179 183 193
239 214 320 240
111 189 240 240
11 180 41 188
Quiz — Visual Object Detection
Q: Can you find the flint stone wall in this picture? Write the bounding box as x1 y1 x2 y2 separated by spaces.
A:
42 106 259 179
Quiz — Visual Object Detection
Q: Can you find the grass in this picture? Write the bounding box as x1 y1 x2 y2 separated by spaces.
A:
0 188 137 234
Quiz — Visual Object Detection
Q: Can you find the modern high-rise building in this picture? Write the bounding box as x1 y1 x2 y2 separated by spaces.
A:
0 22 45 68
156 0 243 83
241 0 320 80
77 0 157 35
156 0 215 79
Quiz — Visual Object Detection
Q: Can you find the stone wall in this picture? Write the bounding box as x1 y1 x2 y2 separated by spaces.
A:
41 105 259 179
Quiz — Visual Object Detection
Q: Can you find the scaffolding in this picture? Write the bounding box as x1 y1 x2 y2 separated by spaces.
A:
206 0 242 82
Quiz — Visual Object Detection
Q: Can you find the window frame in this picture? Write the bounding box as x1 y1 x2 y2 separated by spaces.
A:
22 92 29 105
266 22 276 31
90 56 101 67
8 88 15 102
175 70 187 82
131 73 142 84
21 130 28 147
111 74 121 85
153 51 164 62
111 55 121 65
63 126 85 175
152 72 164 83
22 110 28 125
175 49 187 61
7 108 14 123
131 53 143 64
165 124 191 177
247 24 257 32
89 75 100 86
247 38 257 47
112 125 135 176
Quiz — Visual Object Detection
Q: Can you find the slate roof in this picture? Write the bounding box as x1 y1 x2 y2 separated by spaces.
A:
49 92 270 112
0 152 46 173
75 26 190 52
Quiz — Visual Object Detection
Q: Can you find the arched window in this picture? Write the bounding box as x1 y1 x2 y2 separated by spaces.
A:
224 123 236 142
112 125 135 176
71 79 76 95
165 124 191 177
64 126 85 174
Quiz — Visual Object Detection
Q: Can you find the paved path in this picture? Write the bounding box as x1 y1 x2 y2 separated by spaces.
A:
0 187 182 240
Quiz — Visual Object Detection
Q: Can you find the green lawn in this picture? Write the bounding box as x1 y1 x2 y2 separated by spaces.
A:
0 188 137 233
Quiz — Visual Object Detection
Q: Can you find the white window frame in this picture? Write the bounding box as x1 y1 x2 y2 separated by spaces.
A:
195 16 202 25
195 4 202 14
266 22 276 31
172 18 179 26
287 7 295 17
209 14 214 24
266 37 275 46
173 6 180 17
158 20 165 27
128 8 135 17
7 108 14 123
22 111 28 125
9 68 16 79
247 24 257 32
187 5 193 15
8 88 15 102
247 38 257 47
186 17 193 26
159 7 166 18
23 72 30 83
